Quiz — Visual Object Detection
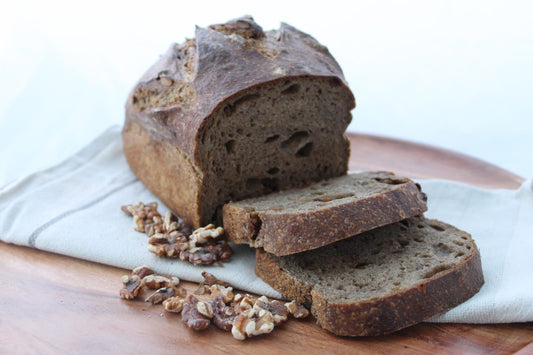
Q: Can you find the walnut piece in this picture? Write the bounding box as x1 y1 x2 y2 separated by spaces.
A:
193 284 210 295
132 265 154 279
209 284 234 303
231 302 275 340
119 275 142 300
163 296 186 313
180 241 232 265
187 224 224 248
201 271 231 287
122 202 231 265
142 275 180 290
255 296 289 325
145 287 175 304
285 300 310 319
232 294 255 313
210 296 237 331
121 202 161 233
182 295 211 330
196 301 214 318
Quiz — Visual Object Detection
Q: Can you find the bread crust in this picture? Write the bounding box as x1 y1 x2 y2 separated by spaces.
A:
223 172 428 255
255 218 484 336
123 16 355 227
122 121 203 227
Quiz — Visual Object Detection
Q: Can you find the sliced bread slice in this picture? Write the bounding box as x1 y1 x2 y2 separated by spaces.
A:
255 216 484 336
223 171 428 255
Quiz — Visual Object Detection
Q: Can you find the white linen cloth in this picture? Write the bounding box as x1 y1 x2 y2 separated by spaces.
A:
1 125 532 323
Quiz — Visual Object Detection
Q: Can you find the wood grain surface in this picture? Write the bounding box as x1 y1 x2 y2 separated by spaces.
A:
0 132 531 354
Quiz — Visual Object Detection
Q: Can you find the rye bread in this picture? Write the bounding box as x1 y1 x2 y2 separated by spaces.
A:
255 216 484 336
223 171 428 255
122 16 355 228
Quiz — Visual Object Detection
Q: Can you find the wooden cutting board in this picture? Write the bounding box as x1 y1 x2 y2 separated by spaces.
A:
1 132 531 354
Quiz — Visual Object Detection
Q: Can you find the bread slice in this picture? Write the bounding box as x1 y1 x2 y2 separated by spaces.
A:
122 16 355 228
223 171 428 255
255 216 484 336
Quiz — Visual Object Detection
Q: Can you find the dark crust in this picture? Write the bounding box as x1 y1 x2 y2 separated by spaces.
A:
124 19 354 160
122 121 203 227
122 17 355 227
223 173 428 256
255 219 485 337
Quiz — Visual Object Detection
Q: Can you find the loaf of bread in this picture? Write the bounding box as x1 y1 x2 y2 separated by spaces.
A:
255 216 484 336
223 171 428 255
122 16 355 228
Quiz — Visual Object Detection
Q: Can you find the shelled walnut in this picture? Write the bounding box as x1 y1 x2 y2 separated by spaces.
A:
119 275 142 300
118 267 309 340
121 202 232 265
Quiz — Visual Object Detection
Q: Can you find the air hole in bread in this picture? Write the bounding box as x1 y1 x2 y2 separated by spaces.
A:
423 264 452 279
224 140 235 154
453 240 464 246
417 224 425 229
267 167 280 175
329 77 342 88
433 243 452 255
225 93 260 117
296 142 313 157
281 131 310 152
223 105 233 117
265 134 280 143
311 192 355 203
373 177 408 185
261 178 279 191
430 224 446 232
281 83 300 95
398 238 410 247
245 177 280 193
246 178 262 190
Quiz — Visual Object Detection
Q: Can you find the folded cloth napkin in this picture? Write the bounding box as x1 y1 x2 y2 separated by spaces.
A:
1 125 532 323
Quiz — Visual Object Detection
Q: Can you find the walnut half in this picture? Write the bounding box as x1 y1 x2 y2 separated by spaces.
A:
181 295 211 330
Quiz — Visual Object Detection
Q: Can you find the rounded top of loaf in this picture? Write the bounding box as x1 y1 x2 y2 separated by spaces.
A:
125 15 355 159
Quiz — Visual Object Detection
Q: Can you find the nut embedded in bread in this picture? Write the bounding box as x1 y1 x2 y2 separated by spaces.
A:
223 171 428 255
122 15 355 228
255 216 484 336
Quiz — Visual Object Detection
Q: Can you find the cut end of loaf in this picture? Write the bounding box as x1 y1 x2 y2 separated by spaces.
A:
255 216 484 336
196 76 354 225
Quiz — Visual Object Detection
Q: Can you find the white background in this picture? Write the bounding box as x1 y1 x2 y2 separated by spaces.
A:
1 0 531 187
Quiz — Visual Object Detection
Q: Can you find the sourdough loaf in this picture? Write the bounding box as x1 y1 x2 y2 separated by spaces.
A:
223 171 428 255
255 216 484 336
122 16 355 228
